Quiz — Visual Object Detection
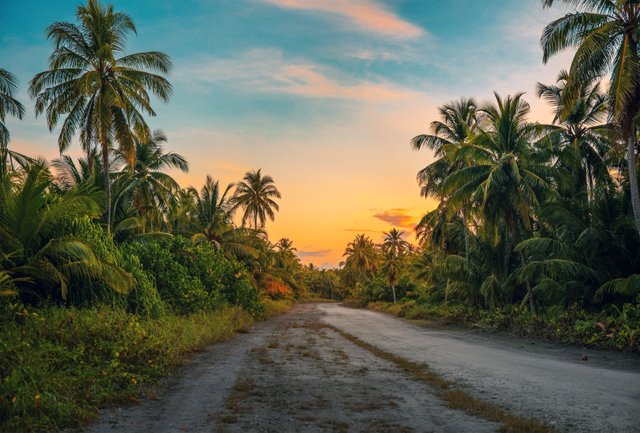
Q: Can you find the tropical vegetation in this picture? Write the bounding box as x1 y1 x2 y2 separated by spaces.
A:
322 0 640 352
0 1 310 431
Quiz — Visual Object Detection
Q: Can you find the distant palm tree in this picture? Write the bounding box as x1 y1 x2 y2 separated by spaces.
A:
381 229 410 303
343 234 378 283
191 176 259 258
382 228 411 257
275 238 296 254
233 169 281 230
541 0 640 233
0 68 27 176
29 0 172 229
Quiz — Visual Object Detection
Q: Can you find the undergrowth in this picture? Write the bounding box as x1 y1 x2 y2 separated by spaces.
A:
0 303 256 433
368 300 640 351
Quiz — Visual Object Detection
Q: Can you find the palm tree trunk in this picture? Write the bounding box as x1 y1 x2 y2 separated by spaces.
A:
102 141 112 230
519 250 535 315
627 127 640 234
462 209 470 259
391 284 397 303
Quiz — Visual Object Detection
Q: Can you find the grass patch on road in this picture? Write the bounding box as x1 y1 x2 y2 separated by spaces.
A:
320 323 558 433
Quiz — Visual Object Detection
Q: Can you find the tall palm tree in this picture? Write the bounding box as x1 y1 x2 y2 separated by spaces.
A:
412 98 478 256
29 0 172 229
412 98 478 200
0 68 27 176
381 251 401 303
233 169 281 230
541 0 640 233
381 229 410 302
537 70 612 198
443 93 561 312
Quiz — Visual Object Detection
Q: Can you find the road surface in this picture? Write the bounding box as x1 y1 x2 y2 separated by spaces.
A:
82 303 640 433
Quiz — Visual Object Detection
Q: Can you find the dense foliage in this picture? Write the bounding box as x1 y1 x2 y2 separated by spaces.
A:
312 1 640 351
0 1 310 431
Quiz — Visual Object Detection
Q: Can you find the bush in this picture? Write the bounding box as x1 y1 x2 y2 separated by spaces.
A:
123 237 260 315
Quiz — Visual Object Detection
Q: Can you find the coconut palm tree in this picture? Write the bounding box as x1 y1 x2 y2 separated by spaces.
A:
382 228 411 257
412 98 478 256
0 68 27 176
537 70 612 198
343 234 378 282
541 0 640 233
29 0 172 229
233 169 281 230
443 93 561 312
191 176 259 258
112 129 188 230
381 229 410 302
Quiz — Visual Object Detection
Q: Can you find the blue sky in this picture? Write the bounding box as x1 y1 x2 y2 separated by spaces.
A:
2 0 573 266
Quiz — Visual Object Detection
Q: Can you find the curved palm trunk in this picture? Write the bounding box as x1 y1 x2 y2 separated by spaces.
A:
628 127 640 234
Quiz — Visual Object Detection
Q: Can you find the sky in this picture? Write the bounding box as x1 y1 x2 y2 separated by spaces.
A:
2 0 574 267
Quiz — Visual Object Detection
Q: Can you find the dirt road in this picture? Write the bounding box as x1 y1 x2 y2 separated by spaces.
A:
83 303 640 433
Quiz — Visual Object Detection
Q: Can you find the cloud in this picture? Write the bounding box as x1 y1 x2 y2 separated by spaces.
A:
297 249 332 258
373 208 417 229
258 0 424 39
176 49 418 102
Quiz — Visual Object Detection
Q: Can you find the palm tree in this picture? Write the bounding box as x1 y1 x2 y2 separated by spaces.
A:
29 0 172 229
112 130 188 230
0 68 27 176
443 93 561 312
537 70 612 198
343 234 378 285
381 229 410 302
191 176 259 258
412 98 478 256
51 148 107 192
382 228 411 257
0 161 132 301
541 0 640 233
233 169 281 230
381 250 402 303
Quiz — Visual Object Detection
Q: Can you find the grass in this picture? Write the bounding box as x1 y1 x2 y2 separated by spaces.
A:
258 297 296 319
0 300 296 433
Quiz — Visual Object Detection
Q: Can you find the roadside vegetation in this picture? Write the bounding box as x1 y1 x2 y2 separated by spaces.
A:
310 0 640 352
0 1 312 431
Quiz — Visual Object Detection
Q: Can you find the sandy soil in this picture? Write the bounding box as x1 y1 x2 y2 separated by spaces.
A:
81 303 640 433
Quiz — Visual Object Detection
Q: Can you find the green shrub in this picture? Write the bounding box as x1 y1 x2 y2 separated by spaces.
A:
123 237 260 315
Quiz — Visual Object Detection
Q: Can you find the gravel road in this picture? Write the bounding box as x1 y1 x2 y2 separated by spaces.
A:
82 303 640 433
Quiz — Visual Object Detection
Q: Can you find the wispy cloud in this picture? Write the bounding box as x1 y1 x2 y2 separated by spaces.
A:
258 0 424 39
373 208 417 229
297 249 332 258
177 48 418 102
